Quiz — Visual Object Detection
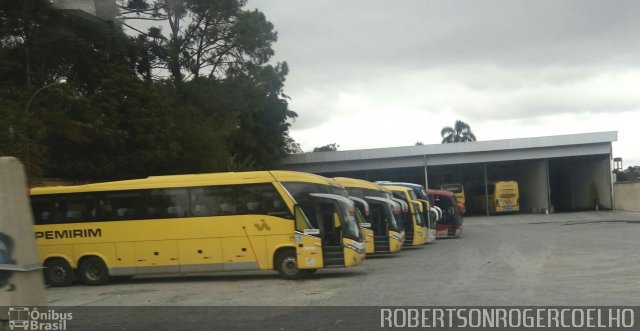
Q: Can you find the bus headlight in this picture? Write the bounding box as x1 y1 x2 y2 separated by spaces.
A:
389 233 403 241
344 242 365 254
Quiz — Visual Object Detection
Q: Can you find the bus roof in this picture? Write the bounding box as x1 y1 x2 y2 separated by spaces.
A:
31 170 331 195
379 182 427 199
379 181 424 189
382 185 413 194
426 189 455 197
270 170 335 185
334 177 385 191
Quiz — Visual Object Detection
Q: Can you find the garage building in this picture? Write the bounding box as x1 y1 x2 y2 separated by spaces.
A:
282 131 617 215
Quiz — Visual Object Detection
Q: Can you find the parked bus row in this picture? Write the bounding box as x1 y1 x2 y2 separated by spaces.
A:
29 171 464 286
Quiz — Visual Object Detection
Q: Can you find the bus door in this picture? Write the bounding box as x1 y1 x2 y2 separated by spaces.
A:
309 193 365 266
365 201 384 236
310 200 342 246
364 199 388 252
293 205 324 269
349 197 374 254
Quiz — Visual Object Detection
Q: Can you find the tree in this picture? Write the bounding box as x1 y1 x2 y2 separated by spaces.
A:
226 62 298 169
117 0 277 85
284 134 303 154
441 120 477 143
1 0 300 181
313 143 339 152
415 141 424 145
118 0 298 170
0 0 155 179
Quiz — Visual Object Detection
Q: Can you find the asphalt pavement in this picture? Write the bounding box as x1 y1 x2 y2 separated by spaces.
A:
35 211 640 330
45 211 640 306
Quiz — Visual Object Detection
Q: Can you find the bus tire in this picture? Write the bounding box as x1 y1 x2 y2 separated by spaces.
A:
275 250 306 280
43 258 74 287
78 256 110 286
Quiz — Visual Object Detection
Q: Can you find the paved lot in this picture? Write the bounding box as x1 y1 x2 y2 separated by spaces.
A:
46 211 640 307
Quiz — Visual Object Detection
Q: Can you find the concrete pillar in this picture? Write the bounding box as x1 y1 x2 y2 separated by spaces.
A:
546 159 551 213
0 157 45 320
423 155 429 189
483 163 489 216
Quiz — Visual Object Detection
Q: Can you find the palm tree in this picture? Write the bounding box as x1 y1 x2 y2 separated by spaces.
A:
441 120 477 143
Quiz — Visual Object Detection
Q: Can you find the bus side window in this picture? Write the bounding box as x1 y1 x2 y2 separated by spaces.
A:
191 186 234 216
235 184 292 218
236 185 263 215
31 196 54 225
54 194 97 223
101 190 145 221
148 188 189 219
189 188 211 217
217 187 236 216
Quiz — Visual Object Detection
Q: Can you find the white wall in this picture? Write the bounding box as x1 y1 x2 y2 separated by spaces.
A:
565 156 612 210
614 182 640 212
515 160 550 213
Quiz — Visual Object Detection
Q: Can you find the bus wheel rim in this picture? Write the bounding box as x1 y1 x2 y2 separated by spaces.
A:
52 267 67 282
282 257 298 275
86 265 102 281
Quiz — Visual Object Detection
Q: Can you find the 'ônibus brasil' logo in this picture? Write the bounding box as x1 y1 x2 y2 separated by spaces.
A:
8 307 73 330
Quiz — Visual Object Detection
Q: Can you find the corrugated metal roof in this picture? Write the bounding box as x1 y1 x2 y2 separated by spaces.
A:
282 131 617 173
284 131 617 165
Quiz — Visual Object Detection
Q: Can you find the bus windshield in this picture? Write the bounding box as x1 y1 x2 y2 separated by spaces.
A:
413 202 424 226
385 202 401 232
336 198 362 241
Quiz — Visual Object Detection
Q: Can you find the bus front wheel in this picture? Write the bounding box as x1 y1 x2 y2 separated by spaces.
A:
275 250 306 280
78 256 110 286
43 258 74 287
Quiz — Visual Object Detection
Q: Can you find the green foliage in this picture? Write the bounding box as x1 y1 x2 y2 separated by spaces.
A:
313 143 339 152
614 167 640 182
284 134 303 154
0 0 299 181
441 120 477 143
118 0 278 83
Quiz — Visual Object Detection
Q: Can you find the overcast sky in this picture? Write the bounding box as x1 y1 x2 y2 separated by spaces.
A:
251 0 640 166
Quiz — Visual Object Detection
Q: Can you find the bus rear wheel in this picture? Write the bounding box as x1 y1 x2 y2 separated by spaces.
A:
78 256 110 286
43 258 74 287
275 250 306 280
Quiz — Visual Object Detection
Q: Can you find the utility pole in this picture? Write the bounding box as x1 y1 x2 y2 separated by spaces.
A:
23 79 66 181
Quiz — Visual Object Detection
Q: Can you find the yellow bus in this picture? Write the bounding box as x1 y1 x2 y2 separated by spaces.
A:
471 181 520 214
30 171 366 286
378 185 428 246
333 177 404 253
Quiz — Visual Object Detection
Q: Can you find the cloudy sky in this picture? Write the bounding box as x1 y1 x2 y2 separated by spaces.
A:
251 0 640 166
